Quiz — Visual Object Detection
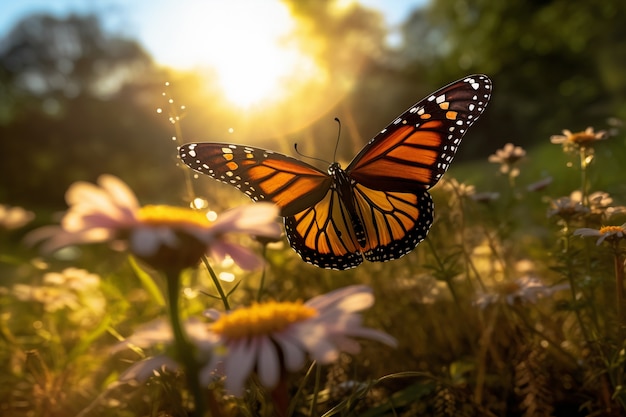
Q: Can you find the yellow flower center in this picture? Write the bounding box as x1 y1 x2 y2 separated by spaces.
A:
137 205 211 227
600 225 625 235
568 131 599 145
211 301 318 339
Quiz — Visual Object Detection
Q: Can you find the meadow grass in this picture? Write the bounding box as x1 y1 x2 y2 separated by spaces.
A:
2 125 626 417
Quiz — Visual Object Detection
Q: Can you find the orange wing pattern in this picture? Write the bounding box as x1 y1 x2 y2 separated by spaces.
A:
284 188 362 269
348 75 491 191
179 75 492 270
284 185 433 269
179 143 332 217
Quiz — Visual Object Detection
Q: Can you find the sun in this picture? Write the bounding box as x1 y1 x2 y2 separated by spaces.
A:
141 1 318 107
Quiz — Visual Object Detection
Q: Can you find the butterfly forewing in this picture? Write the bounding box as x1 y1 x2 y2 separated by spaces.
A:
347 74 492 191
179 143 332 216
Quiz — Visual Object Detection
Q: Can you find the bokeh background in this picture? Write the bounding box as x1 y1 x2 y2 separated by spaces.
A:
2 0 625 212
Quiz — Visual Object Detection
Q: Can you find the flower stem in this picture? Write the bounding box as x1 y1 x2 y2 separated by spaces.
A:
201 255 230 311
165 269 206 417
579 147 589 206
257 244 268 302
613 248 625 341
270 372 289 417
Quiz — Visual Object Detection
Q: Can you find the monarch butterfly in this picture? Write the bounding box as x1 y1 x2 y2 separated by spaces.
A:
179 75 491 270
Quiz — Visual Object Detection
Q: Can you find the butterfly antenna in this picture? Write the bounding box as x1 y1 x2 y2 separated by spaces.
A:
294 143 331 166
333 117 342 162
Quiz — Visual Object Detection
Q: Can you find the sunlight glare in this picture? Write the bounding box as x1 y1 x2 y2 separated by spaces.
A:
156 1 316 107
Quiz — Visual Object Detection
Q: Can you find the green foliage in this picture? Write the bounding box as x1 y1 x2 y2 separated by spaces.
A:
4 121 626 416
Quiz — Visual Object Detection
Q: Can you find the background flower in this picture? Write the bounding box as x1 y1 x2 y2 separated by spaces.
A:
201 285 397 396
0 204 35 230
26 175 281 270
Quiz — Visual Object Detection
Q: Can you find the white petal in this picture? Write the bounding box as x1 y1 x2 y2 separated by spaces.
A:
130 227 178 256
210 203 281 238
257 337 280 389
209 241 263 270
307 337 339 363
119 355 180 382
98 175 140 215
273 333 305 371
306 285 371 311
224 339 256 396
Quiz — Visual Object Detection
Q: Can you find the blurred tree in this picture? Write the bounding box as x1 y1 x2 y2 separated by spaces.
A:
0 14 180 209
0 14 153 111
398 0 626 155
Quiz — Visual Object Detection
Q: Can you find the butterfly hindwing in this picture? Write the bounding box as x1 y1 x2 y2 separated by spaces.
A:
284 188 363 269
347 75 491 191
354 187 433 262
179 142 332 216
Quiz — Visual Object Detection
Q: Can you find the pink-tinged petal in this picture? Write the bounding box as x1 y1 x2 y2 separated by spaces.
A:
209 241 264 270
341 328 398 348
572 228 601 237
98 175 140 214
65 180 111 208
224 339 257 396
290 322 338 362
63 176 138 231
306 285 373 313
306 337 339 363
203 309 222 321
273 333 306 371
66 186 128 226
199 355 223 387
119 355 180 382
257 336 280 389
130 227 177 257
210 203 281 238
24 226 115 254
596 234 609 245
185 320 219 359
329 335 362 354
112 319 172 353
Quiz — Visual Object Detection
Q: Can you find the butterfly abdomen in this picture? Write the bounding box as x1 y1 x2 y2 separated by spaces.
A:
329 163 367 248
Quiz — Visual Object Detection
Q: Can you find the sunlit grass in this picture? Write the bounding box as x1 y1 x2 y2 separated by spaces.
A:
3 123 626 416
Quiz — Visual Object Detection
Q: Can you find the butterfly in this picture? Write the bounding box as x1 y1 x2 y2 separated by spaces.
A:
179 75 492 270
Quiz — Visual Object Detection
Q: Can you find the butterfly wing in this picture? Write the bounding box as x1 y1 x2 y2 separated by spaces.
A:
179 143 332 217
351 185 433 263
347 74 492 191
284 188 363 269
342 75 491 264
283 180 435 269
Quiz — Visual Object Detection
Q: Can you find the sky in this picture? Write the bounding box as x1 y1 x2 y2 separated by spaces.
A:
0 0 427 106
0 0 426 65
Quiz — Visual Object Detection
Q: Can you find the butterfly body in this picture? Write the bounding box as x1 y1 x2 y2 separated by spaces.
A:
180 75 492 269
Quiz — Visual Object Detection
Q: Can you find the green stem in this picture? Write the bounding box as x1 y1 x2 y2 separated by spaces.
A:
165 269 206 417
257 244 268 302
579 147 589 206
425 238 460 304
613 247 625 342
562 231 593 346
311 363 322 417
201 255 230 311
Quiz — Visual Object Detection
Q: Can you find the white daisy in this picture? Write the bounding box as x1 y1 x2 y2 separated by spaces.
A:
26 174 281 270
